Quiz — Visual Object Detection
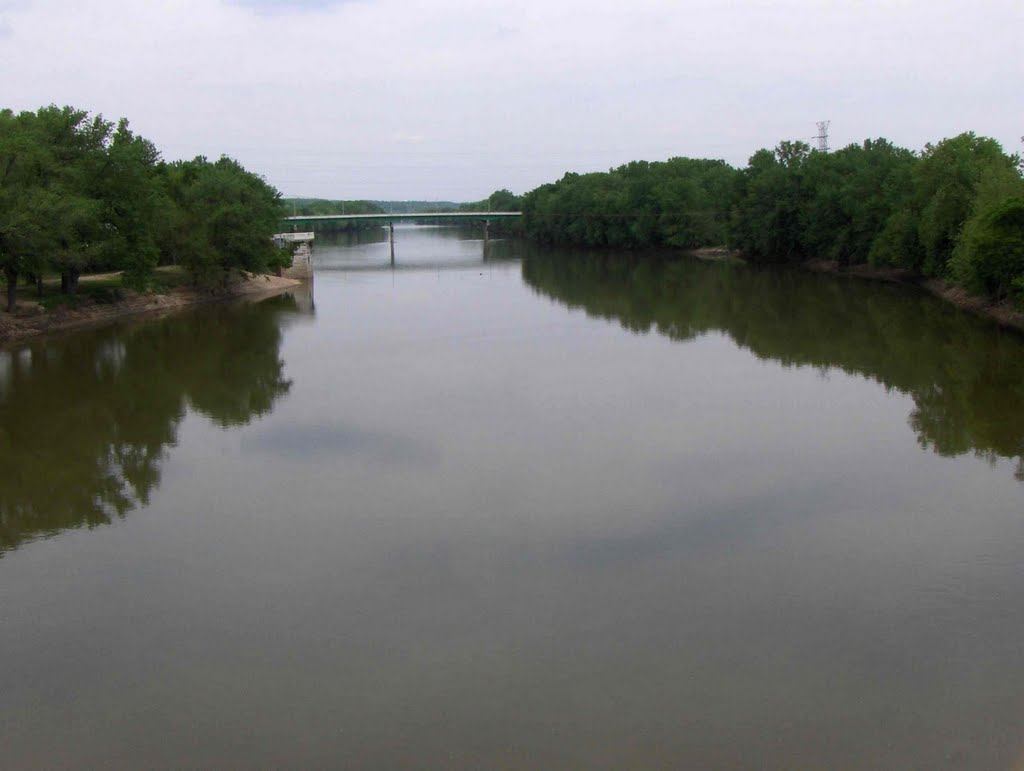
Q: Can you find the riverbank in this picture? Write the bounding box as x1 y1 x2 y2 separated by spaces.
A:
803 259 1024 334
686 247 1024 333
0 273 302 346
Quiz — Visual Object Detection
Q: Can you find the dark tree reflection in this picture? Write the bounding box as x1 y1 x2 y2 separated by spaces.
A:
523 251 1024 480
0 293 300 553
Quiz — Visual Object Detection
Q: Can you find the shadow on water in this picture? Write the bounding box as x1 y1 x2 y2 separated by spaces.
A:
523 250 1024 481
0 292 306 555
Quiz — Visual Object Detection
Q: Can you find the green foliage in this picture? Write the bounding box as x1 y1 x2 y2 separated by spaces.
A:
0 107 60 308
459 189 522 212
731 138 919 266
282 198 385 233
519 130 1024 307
99 119 165 290
32 106 114 290
37 281 124 310
369 200 461 214
943 150 1024 301
444 189 520 235
159 155 284 287
487 188 522 211
868 207 923 268
801 139 917 266
268 245 295 273
1012 276 1024 306
1 103 286 307
730 145 807 261
951 189 1024 300
285 198 385 216
522 157 736 249
912 133 1018 277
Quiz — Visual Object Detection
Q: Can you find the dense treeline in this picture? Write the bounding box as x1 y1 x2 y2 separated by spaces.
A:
285 198 385 217
282 197 385 233
375 200 463 213
458 188 525 235
519 133 1024 306
459 188 523 213
523 159 734 249
0 105 288 312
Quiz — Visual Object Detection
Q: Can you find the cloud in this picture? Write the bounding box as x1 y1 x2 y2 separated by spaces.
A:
1 0 1021 200
391 130 427 145
229 0 351 14
244 422 440 468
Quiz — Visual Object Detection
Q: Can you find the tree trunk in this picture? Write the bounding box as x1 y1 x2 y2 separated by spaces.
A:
5 267 18 313
62 268 80 296
36 274 43 298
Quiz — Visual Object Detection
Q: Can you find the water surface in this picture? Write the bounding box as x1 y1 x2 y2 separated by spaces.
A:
2 225 1023 769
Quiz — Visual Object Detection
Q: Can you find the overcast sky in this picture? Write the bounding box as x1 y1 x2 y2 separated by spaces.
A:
1 0 1021 200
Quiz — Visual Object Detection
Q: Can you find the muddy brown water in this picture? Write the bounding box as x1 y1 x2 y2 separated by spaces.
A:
2 225 1023 769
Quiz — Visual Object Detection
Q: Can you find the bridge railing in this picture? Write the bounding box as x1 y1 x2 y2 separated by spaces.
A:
282 211 522 223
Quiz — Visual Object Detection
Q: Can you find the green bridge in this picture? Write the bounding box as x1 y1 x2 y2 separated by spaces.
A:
282 211 521 224
279 211 522 264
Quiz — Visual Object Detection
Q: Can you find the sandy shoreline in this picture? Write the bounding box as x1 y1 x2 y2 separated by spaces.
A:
0 273 303 346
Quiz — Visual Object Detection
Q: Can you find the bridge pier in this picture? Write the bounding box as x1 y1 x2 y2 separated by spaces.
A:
389 222 395 265
278 241 313 280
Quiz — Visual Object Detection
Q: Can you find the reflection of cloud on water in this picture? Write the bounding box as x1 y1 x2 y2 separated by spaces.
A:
244 423 440 469
561 482 837 572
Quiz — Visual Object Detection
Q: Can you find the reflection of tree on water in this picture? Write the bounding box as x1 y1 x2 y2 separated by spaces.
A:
0 293 299 554
523 252 1024 480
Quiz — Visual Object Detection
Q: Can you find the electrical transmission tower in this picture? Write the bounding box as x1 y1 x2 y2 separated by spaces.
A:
815 121 831 153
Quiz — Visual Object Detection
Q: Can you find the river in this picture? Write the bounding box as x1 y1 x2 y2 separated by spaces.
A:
2 224 1023 769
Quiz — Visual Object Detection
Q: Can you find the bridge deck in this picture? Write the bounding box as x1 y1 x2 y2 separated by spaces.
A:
283 211 522 223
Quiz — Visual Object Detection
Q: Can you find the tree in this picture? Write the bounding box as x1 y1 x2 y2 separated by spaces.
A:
160 156 285 286
913 133 1017 276
486 189 521 211
949 167 1024 299
730 143 810 261
31 105 113 296
95 119 164 289
0 109 54 311
799 138 917 266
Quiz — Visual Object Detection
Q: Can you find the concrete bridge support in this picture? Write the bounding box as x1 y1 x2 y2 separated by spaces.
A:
281 241 313 280
377 218 493 267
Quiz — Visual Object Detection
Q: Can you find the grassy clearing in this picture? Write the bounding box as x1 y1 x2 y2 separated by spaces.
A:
150 265 190 292
3 266 191 311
